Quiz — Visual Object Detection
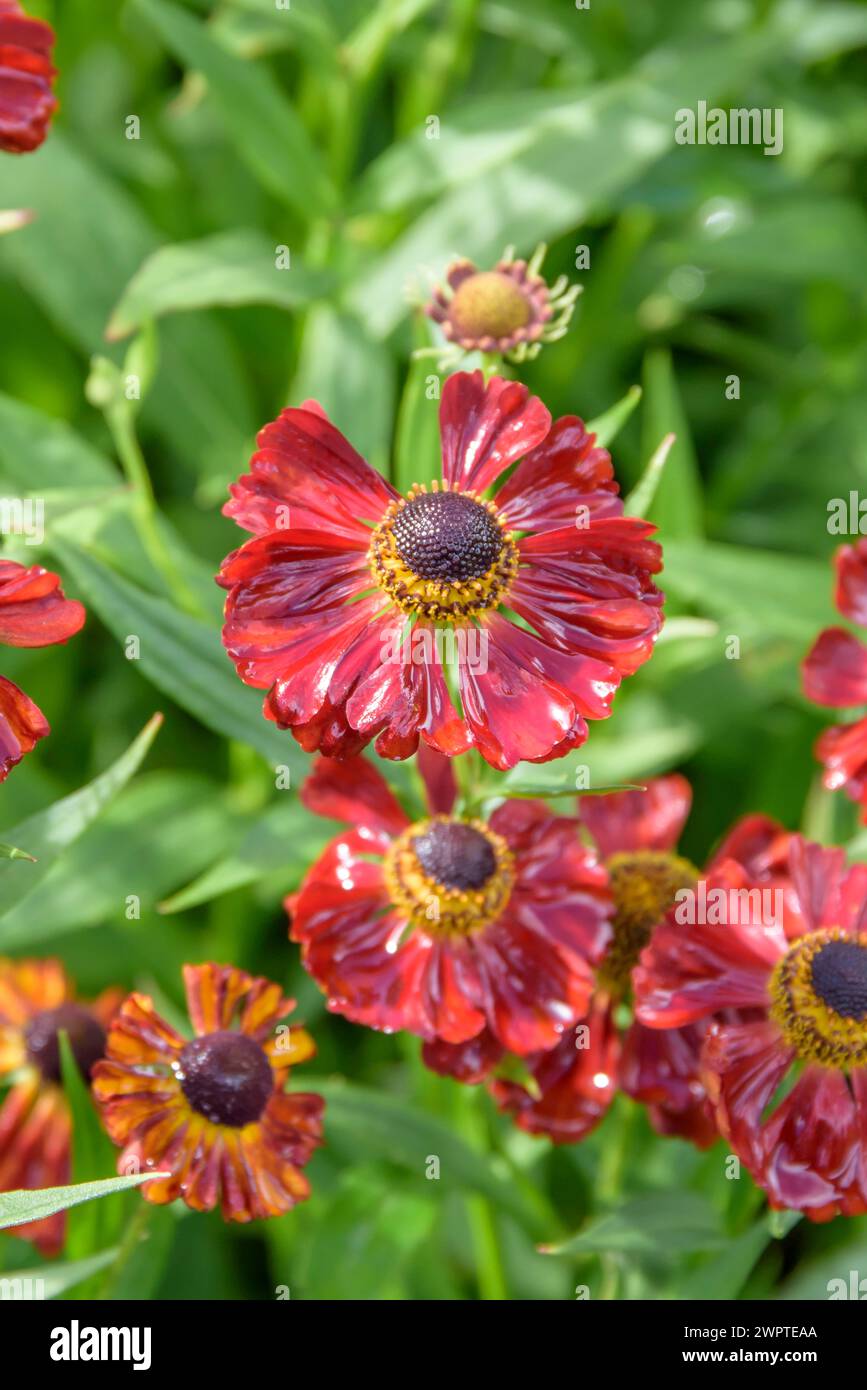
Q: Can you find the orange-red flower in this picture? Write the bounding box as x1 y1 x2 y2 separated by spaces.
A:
635 836 867 1221
0 958 120 1255
289 752 612 1054
92 964 324 1223
425 778 794 1149
0 1 57 154
803 539 867 820
218 370 663 770
0 560 85 780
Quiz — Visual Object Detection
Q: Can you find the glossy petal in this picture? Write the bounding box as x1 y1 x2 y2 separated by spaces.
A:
0 560 85 648
580 774 692 859
497 415 622 533
439 370 551 494
490 997 619 1144
0 674 48 781
834 539 867 626
803 627 867 707
223 402 396 540
301 754 408 837
0 1 56 154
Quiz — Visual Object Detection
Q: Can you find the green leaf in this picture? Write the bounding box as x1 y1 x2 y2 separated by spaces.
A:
393 335 442 493
625 430 676 519
0 773 235 946
133 0 335 218
0 392 115 490
158 794 329 914
0 714 163 929
106 231 334 341
52 542 304 774
0 843 35 862
586 385 642 449
663 539 833 644
0 1249 119 1300
60 1033 122 1264
293 306 395 473
639 349 703 537
546 1193 725 1257
315 1080 546 1238
0 1173 169 1231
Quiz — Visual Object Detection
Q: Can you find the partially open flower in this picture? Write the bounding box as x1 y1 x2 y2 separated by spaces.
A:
289 753 613 1054
0 1 57 154
635 836 867 1221
0 958 120 1255
425 246 579 363
92 964 323 1223
219 370 663 770
0 560 85 780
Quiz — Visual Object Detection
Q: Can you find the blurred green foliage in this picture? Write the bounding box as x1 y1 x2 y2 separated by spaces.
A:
0 0 866 1300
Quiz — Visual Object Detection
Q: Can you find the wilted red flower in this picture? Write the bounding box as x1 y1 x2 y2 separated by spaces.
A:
425 246 579 363
219 370 663 770
0 1 57 154
0 559 85 780
289 752 612 1054
0 958 120 1255
92 964 323 1223
635 836 867 1221
426 778 793 1148
803 539 867 821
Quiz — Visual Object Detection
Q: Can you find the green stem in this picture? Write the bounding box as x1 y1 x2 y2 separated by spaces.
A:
98 1197 154 1301
107 406 204 619
458 1087 508 1300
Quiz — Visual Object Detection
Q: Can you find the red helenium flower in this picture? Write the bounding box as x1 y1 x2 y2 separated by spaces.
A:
803 539 867 820
425 778 794 1148
92 963 324 1223
0 0 57 154
288 751 613 1054
634 836 867 1221
219 371 663 770
0 958 121 1255
0 559 85 780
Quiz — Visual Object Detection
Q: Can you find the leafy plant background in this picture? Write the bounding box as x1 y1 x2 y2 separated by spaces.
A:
0 0 865 1300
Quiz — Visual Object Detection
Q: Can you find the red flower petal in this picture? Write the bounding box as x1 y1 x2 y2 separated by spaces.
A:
490 997 619 1144
471 911 596 1053
344 620 472 762
619 1019 718 1149
421 1029 504 1084
223 403 396 540
634 882 786 1028
702 1019 793 1171
496 415 622 533
439 371 550 494
300 754 408 837
579 774 692 859
0 560 85 648
0 673 48 779
459 615 620 770
814 717 867 819
0 1 56 155
417 742 457 815
0 1082 69 1254
803 627 867 707
834 539 867 626
759 1065 862 1220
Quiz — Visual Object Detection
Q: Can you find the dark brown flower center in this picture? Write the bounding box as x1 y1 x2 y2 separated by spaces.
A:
449 271 532 340
412 820 497 890
392 491 504 584
25 1003 106 1084
178 1029 273 1127
810 940 867 1020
